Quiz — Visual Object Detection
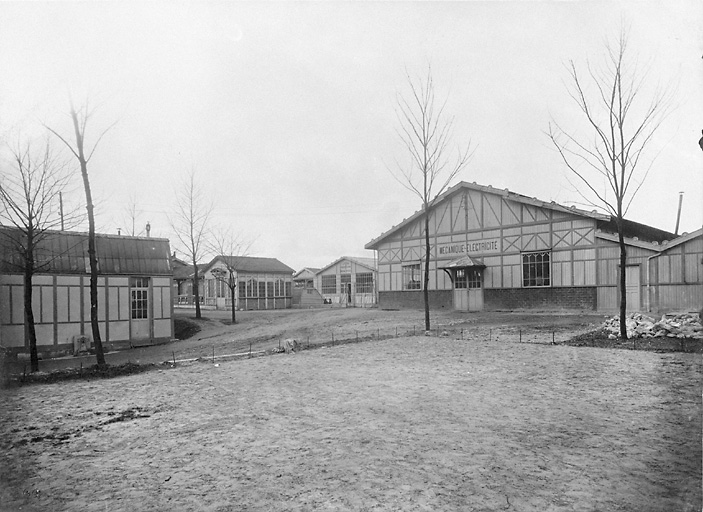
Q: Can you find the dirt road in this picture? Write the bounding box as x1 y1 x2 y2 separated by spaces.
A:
1 326 700 511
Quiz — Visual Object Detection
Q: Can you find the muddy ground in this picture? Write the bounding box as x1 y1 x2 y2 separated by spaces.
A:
0 308 701 511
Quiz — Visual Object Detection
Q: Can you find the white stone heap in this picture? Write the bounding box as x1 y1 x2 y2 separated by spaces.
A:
603 312 703 340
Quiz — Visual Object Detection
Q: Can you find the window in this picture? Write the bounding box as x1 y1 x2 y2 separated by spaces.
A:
258 281 267 298
341 273 351 291
266 281 274 298
239 281 246 298
131 277 149 319
455 269 467 289
275 279 285 296
467 269 482 289
356 273 373 293
403 264 422 290
321 275 336 294
247 279 257 297
523 251 550 287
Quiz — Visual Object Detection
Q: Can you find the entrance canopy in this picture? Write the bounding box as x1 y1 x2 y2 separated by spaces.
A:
438 255 486 270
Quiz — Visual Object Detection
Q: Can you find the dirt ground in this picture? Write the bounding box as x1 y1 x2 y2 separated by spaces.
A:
6 308 608 376
1 309 701 511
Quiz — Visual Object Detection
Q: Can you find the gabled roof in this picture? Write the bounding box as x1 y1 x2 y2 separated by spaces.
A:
656 227 703 252
293 267 320 279
595 226 698 252
365 181 673 249
173 262 209 280
316 256 377 275
204 255 295 275
0 226 172 275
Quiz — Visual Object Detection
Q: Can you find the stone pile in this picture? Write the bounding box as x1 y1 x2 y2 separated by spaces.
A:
603 312 703 339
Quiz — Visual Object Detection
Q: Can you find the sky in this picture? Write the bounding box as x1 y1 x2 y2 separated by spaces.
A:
0 0 701 271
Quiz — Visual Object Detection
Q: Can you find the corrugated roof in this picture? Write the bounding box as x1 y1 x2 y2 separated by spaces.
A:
316 256 377 275
204 255 295 275
0 226 172 275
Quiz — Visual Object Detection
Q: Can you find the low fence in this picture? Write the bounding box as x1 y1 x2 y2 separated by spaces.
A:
166 322 702 366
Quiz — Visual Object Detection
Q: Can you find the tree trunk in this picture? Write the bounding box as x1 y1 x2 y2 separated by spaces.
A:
231 290 237 324
23 242 39 372
618 228 628 340
82 167 106 366
70 108 106 367
193 264 201 319
423 206 431 331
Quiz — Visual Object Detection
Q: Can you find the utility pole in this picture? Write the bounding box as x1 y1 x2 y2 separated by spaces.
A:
59 192 65 230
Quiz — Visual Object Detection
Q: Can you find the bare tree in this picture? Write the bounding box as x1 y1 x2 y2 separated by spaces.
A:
208 228 256 324
391 67 473 331
46 98 117 367
0 138 81 371
548 29 671 339
170 171 213 320
121 192 139 236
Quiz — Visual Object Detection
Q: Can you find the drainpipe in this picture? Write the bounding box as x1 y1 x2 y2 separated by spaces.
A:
646 252 659 314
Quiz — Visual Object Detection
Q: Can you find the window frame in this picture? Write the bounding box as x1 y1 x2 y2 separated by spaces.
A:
321 275 337 294
522 251 551 288
403 264 422 290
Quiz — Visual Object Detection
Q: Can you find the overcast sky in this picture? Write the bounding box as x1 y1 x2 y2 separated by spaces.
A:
0 1 701 271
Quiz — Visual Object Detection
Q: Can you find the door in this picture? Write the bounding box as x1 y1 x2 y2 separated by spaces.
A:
131 277 150 339
625 265 640 312
453 269 469 311
346 283 352 305
467 269 484 311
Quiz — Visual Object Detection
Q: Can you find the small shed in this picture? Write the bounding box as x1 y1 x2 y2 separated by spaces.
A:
0 227 174 357
315 256 377 307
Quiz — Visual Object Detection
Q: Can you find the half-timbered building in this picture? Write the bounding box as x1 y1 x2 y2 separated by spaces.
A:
365 182 691 313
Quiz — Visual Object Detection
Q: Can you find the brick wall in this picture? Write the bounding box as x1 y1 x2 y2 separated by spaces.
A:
378 290 453 310
484 287 597 311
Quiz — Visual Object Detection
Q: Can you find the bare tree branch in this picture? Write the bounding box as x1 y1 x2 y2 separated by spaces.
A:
547 29 672 339
387 65 474 331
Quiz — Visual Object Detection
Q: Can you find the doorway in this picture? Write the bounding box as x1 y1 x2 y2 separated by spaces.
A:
130 277 150 339
625 265 641 312
453 268 483 312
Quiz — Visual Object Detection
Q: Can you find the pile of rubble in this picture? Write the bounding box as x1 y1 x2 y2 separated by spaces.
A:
603 312 703 340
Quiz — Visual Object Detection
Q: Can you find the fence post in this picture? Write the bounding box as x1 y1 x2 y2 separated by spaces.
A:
212 346 215 364
519 330 522 343
461 328 463 340
489 328 491 342
249 342 252 358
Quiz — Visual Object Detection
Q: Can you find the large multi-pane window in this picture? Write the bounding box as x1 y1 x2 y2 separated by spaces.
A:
321 275 336 294
239 281 246 298
356 273 373 293
522 251 551 287
403 264 422 290
246 279 258 297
